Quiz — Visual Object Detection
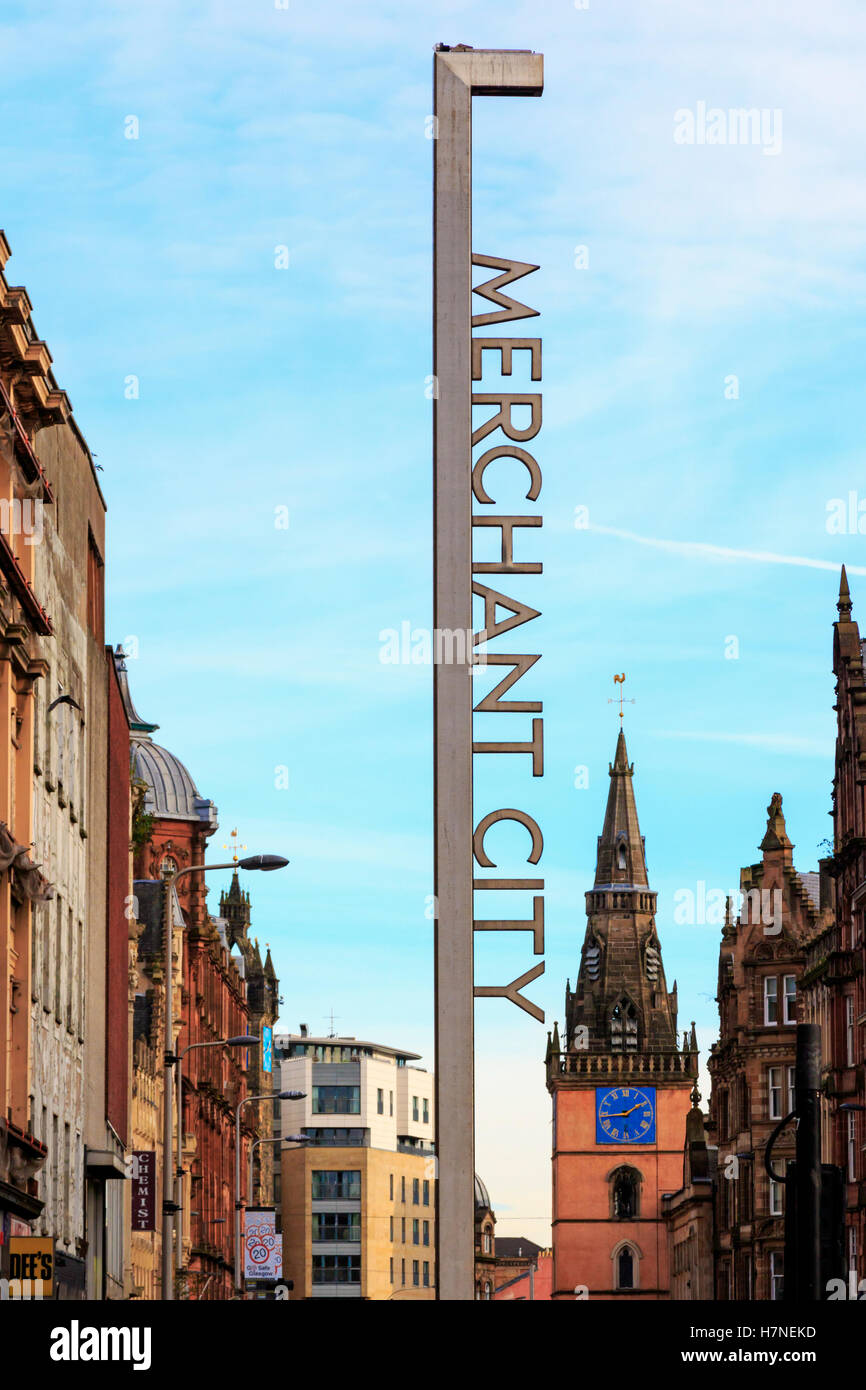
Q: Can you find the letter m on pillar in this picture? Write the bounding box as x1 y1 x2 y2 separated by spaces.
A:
471 254 540 327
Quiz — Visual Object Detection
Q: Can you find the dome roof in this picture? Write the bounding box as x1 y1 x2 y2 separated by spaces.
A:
474 1174 492 1210
117 648 217 828
131 734 217 827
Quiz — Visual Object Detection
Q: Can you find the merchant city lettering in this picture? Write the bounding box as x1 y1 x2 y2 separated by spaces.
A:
471 253 544 1022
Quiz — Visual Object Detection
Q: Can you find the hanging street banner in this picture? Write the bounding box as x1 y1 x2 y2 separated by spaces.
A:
130 1150 156 1232
243 1208 282 1282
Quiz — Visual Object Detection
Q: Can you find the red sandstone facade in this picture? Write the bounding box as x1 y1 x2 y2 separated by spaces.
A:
801 568 866 1285
120 656 276 1298
546 730 697 1299
707 796 830 1300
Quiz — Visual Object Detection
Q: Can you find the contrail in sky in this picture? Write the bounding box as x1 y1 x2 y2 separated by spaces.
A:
587 524 866 575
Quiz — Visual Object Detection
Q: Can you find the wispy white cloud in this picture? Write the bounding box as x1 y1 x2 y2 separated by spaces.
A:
587 523 866 575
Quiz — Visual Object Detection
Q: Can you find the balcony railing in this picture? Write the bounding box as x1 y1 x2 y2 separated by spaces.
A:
548 1049 698 1081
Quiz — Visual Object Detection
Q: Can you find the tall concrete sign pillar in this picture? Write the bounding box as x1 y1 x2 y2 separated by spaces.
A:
432 45 543 1302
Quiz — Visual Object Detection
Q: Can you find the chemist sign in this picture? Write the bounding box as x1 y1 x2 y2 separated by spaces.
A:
243 1208 281 1282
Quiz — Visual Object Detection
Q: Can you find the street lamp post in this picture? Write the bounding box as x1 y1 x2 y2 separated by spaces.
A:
161 853 288 1301
247 1133 309 1210
176 1035 259 1281
235 1090 305 1296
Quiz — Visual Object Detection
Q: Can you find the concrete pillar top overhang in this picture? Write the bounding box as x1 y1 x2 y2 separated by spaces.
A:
433 45 543 97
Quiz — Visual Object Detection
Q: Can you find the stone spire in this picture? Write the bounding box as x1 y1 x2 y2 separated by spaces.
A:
220 870 251 950
593 728 648 887
838 564 853 621
566 730 679 1054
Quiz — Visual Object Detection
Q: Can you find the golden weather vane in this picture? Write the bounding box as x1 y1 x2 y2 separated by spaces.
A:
608 673 635 722
223 827 247 863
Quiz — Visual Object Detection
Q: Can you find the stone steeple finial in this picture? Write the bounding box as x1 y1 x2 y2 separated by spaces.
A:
722 894 737 939
594 728 648 887
838 565 853 621
760 792 793 856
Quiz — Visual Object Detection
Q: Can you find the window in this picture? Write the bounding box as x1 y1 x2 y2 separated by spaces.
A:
413 1219 419 1245
423 1180 430 1206
401 1176 406 1202
312 1212 360 1242
423 1097 430 1124
413 1096 419 1122
412 1260 419 1287
389 1173 394 1200
377 1088 384 1115
617 842 627 870
770 1251 784 1301
616 1244 636 1290
612 1168 639 1220
390 1257 394 1284
764 977 778 1025
423 1220 430 1246
423 1261 430 1287
311 1170 361 1201
611 998 638 1052
783 975 796 1025
482 1228 492 1254
54 895 62 1018
401 1217 406 1242
848 1112 857 1182
389 1216 394 1240
412 1178 419 1204
770 1180 784 1216
846 996 856 1067
738 1164 753 1223
313 1255 360 1285
717 1089 729 1141
389 1090 394 1116
86 529 104 641
768 1067 782 1120
312 1085 360 1115
302 1127 366 1146
401 1258 405 1286
786 1065 795 1115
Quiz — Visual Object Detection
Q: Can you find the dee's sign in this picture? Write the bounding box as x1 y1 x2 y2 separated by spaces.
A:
8 1236 54 1295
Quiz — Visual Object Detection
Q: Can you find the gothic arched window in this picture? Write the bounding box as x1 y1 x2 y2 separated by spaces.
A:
612 1239 641 1291
617 842 628 870
617 1246 635 1289
610 998 638 1051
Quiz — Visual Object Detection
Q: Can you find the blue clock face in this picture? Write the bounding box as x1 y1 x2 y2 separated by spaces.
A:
596 1086 656 1144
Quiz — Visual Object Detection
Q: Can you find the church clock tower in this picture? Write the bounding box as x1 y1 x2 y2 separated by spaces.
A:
546 728 698 1299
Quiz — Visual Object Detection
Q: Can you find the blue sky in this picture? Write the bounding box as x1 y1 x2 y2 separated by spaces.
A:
3 0 866 1245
